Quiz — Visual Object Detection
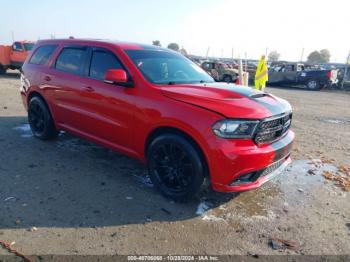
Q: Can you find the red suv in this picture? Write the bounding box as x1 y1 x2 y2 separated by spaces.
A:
20 39 294 202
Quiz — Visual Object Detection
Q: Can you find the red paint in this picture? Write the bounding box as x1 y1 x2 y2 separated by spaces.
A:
21 39 294 192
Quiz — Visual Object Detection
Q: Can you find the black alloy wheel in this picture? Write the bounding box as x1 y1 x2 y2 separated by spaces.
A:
147 134 205 202
28 96 58 140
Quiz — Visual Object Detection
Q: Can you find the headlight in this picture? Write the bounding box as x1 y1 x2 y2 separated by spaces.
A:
212 119 259 138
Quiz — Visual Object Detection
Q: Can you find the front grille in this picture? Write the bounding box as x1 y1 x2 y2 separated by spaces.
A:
254 113 292 144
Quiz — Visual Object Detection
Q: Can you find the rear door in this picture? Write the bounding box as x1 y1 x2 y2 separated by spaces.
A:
44 45 95 133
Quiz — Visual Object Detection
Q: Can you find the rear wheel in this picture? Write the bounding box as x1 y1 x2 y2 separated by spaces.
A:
306 79 320 90
147 134 205 202
28 96 58 140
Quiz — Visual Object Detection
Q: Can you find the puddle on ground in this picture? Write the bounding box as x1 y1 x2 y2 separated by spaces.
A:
133 174 153 188
197 159 341 223
318 117 350 125
196 201 211 215
56 135 101 153
13 124 33 138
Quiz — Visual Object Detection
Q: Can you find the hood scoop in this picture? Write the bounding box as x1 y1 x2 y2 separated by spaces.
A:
249 93 268 99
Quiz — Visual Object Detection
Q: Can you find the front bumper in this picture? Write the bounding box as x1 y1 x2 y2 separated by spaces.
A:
208 130 294 193
213 155 291 192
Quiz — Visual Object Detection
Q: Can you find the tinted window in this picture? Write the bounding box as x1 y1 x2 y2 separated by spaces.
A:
29 45 57 65
126 50 214 84
89 50 123 80
23 43 35 51
55 47 87 75
13 42 23 51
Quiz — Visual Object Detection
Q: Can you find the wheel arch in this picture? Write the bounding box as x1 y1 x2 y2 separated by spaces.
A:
27 91 56 122
145 126 210 177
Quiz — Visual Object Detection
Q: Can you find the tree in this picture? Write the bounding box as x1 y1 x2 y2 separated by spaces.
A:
152 40 161 47
307 49 331 64
167 43 180 52
268 50 280 62
180 47 188 56
320 49 331 63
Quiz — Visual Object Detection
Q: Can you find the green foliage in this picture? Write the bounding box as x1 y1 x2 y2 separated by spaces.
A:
167 43 180 52
268 50 280 62
307 49 331 64
180 47 188 56
152 40 161 47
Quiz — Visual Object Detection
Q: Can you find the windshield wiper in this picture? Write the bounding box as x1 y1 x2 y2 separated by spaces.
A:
167 81 176 85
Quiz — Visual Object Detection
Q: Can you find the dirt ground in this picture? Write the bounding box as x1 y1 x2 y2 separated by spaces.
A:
0 71 349 258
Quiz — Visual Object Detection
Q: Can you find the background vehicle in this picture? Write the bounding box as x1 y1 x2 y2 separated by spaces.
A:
201 61 239 83
268 62 338 90
0 41 35 74
21 39 294 202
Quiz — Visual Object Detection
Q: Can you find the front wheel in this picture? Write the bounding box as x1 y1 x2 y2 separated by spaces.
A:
28 96 59 140
306 79 320 90
0 65 6 74
147 134 205 202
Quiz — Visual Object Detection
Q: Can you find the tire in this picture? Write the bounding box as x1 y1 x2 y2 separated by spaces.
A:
147 134 205 202
306 79 320 90
0 65 6 74
223 75 233 83
28 96 59 140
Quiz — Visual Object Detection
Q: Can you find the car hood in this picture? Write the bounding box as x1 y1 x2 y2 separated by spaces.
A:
160 83 291 119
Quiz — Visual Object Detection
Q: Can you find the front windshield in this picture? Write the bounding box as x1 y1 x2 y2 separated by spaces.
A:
23 43 35 51
125 50 214 84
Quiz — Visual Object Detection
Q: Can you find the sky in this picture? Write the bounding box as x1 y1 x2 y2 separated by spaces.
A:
1 0 348 62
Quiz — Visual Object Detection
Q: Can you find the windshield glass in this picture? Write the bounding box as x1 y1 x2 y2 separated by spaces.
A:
23 43 35 51
125 50 214 84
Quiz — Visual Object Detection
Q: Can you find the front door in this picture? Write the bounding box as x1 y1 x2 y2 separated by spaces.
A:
81 47 136 150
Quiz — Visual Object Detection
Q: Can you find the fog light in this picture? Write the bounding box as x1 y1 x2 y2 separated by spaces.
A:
230 172 257 186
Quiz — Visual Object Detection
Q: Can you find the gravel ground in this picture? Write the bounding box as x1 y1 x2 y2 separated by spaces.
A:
0 72 349 258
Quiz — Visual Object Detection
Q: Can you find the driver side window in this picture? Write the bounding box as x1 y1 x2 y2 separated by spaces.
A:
89 50 123 81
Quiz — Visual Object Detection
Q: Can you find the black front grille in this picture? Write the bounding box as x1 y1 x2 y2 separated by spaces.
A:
254 113 292 144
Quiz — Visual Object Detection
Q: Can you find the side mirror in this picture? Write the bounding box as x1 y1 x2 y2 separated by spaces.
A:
104 69 132 87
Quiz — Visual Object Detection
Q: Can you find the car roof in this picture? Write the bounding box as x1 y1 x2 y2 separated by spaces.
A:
35 38 168 51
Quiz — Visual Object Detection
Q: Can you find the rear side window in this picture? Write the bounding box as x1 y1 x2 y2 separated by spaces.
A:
89 50 123 80
29 45 57 65
55 47 87 76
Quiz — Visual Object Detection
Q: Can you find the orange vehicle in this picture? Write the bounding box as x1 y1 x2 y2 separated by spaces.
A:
0 41 35 74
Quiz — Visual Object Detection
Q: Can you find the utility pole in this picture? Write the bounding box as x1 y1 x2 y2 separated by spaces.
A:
206 47 210 58
221 48 224 58
300 48 305 62
231 47 234 60
265 47 269 57
11 31 15 42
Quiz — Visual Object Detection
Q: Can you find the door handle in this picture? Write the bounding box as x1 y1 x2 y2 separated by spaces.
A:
44 75 51 81
84 86 94 92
